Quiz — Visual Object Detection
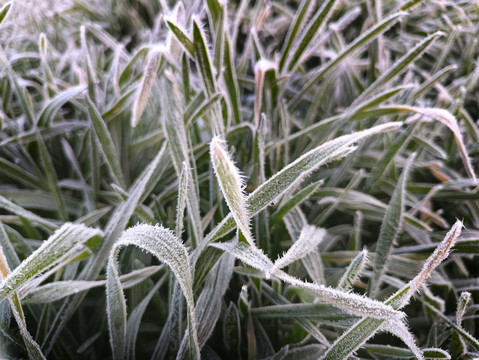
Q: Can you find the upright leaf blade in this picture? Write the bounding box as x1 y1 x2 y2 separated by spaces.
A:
86 96 125 188
369 153 415 297
107 224 199 360
210 137 253 245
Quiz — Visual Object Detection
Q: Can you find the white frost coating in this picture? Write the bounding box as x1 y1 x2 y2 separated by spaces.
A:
276 271 403 321
380 320 424 360
456 291 471 327
22 266 162 304
210 137 254 245
210 241 403 321
248 122 401 216
404 220 462 303
337 248 369 291
131 46 165 127
272 225 326 272
176 161 189 238
203 122 401 247
0 223 102 302
407 107 476 181
0 194 57 230
107 224 199 360
211 242 273 273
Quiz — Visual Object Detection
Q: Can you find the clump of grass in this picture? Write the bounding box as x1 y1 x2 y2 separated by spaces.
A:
0 0 478 359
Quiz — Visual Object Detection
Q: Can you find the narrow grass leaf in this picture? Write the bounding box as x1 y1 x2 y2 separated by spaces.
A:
36 132 69 222
0 2 11 26
126 275 168 360
278 0 313 72
290 12 404 106
37 85 86 127
131 47 163 127
42 145 167 354
287 0 339 71
223 36 242 125
192 20 224 137
0 195 57 231
409 107 476 181
337 249 368 291
270 180 322 225
369 153 415 297
204 122 402 245
272 224 325 272
456 291 471 327
118 46 149 87
380 320 423 360
176 161 189 238
161 76 203 246
353 32 444 106
166 20 194 56
210 137 253 245
22 266 161 304
424 302 479 351
86 96 125 188
321 221 462 359
0 223 102 302
211 241 403 320
107 224 199 360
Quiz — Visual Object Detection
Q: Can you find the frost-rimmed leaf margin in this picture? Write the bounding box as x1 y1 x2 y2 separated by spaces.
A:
106 224 199 360
0 223 103 302
201 122 403 248
320 220 463 360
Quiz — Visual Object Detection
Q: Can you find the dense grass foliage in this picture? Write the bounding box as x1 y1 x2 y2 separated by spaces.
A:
0 0 478 359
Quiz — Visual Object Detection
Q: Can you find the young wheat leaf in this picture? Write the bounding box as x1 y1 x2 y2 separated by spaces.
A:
0 223 103 302
211 241 274 273
210 137 253 245
270 180 323 225
176 161 189 238
272 224 325 272
380 320 424 360
223 36 242 125
290 12 404 106
166 20 194 56
369 153 415 297
7 291 46 360
161 76 203 246
321 221 463 360
456 291 471 327
182 253 234 353
37 85 86 127
131 47 163 127
422 348 451 359
203 122 402 245
353 32 444 106
22 266 161 304
0 195 57 231
192 20 224 137
254 59 276 129
424 302 479 351
276 271 403 321
0 2 11 26
42 145 168 355
408 107 476 181
86 96 126 188
211 242 403 320
337 249 368 291
126 275 167 360
107 224 199 360
287 0 339 71
278 0 314 72
36 133 69 222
